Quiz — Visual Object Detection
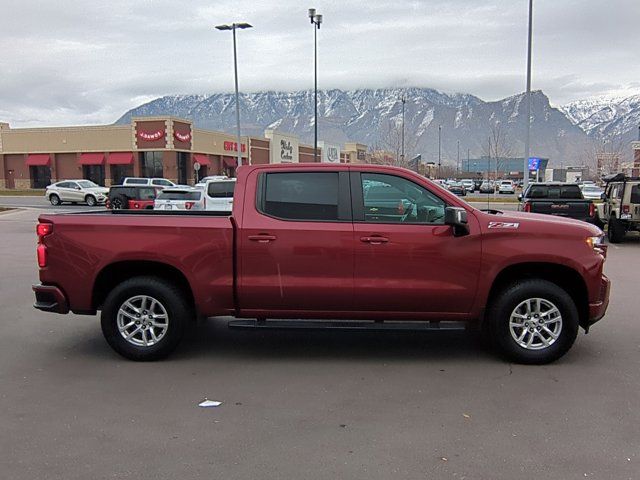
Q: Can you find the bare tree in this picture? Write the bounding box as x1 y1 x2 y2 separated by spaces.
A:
482 122 514 179
376 120 418 167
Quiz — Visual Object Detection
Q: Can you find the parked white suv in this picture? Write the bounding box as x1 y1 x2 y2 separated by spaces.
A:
498 180 515 194
45 180 109 206
154 188 205 211
198 178 237 211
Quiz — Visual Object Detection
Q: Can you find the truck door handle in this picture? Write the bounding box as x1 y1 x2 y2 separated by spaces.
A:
360 236 389 245
248 234 277 243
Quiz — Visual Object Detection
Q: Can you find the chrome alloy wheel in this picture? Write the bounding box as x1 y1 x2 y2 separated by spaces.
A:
117 295 169 347
509 298 563 350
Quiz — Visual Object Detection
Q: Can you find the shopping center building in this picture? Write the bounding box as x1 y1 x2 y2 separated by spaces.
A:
0 117 364 189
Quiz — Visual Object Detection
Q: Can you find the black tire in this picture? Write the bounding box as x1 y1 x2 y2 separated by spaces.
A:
486 279 579 364
85 195 97 207
101 276 193 361
110 194 127 210
49 194 60 206
608 217 625 243
592 214 605 230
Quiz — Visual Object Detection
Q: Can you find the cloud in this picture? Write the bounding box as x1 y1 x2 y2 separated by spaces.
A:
0 0 638 127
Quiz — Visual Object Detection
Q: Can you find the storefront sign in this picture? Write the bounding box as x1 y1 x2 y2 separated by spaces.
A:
223 141 246 153
319 142 340 163
174 131 191 142
137 129 165 141
265 130 299 163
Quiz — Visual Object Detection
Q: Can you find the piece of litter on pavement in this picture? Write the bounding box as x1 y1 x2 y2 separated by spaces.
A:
463 413 471 419
441 457 448 462
198 399 222 408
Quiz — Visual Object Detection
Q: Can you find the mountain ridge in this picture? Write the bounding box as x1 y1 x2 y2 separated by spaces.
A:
117 88 639 166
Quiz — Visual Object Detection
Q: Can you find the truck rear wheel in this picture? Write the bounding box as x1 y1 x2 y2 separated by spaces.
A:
486 279 579 364
607 217 625 243
101 276 192 361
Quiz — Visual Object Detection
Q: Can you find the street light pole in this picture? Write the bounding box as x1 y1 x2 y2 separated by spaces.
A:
401 95 406 164
457 140 460 175
438 125 442 178
309 9 323 162
216 22 253 171
523 0 533 189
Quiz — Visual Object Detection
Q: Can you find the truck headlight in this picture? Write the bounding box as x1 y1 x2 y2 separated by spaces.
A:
586 235 606 257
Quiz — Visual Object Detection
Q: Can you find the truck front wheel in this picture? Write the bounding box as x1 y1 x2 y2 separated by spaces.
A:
486 279 579 364
101 276 192 361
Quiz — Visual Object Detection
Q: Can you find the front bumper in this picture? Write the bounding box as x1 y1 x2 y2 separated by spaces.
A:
32 284 69 314
587 274 610 327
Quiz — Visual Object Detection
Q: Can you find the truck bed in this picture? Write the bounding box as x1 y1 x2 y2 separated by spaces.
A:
37 211 236 316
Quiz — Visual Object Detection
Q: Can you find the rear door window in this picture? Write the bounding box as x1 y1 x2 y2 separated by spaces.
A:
630 185 640 204
260 172 343 221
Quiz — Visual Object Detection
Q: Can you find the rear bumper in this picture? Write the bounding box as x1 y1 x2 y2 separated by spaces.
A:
587 274 610 327
32 284 69 314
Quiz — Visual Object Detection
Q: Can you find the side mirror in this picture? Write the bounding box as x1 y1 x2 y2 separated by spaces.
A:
517 193 523 201
75 186 81 190
600 193 606 200
444 207 470 237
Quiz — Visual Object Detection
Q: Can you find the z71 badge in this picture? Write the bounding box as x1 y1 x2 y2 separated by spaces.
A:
488 221 520 229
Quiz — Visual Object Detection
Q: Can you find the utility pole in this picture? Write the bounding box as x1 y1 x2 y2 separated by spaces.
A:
400 96 406 164
457 140 460 175
438 125 442 178
523 0 533 189
215 22 253 170
309 8 323 162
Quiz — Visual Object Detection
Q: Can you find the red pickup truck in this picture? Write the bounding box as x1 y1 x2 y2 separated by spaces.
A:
33 164 610 364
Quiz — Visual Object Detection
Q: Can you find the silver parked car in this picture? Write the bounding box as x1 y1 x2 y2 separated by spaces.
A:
45 180 109 206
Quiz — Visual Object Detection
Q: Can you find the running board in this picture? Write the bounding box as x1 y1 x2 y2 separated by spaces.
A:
228 319 467 332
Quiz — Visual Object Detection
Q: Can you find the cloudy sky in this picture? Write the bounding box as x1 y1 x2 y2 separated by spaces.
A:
1 0 639 127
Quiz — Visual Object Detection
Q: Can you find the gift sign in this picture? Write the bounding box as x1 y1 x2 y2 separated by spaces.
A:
224 141 246 153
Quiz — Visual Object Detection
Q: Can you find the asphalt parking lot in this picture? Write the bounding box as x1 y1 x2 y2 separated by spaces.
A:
1 206 638 480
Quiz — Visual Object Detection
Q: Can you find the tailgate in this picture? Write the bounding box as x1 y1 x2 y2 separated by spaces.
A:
530 200 591 218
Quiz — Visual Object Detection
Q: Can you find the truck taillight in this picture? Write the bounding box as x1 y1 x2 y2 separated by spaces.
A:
185 202 195 210
37 223 53 238
37 244 47 268
589 202 596 217
524 202 531 212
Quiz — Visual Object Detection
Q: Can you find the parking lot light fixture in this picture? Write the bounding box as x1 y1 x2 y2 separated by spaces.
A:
309 8 323 162
215 22 253 170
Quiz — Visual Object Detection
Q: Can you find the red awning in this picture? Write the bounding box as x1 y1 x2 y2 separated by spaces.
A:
223 156 248 168
79 153 105 165
26 154 50 166
107 152 134 165
193 154 211 166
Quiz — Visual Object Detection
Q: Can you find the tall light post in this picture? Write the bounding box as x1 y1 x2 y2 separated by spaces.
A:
215 22 253 170
438 125 442 178
523 0 533 189
457 140 460 175
400 95 406 164
309 8 323 162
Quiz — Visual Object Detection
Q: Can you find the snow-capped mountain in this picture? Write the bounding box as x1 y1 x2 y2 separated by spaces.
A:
559 95 640 145
116 88 627 166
